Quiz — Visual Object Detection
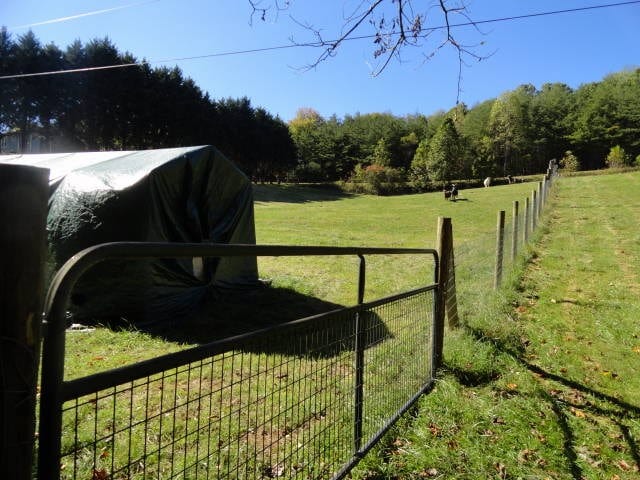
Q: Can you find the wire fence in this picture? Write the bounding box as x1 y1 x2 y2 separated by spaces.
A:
448 174 556 328
38 176 555 480
461 174 554 292
38 245 440 480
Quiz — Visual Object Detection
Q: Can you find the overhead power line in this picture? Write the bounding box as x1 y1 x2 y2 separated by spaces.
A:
1 0 639 81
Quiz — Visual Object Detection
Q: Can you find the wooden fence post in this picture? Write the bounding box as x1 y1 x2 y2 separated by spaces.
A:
511 200 519 262
531 190 538 232
0 164 49 480
538 181 544 217
434 217 456 370
524 197 530 244
494 210 505 289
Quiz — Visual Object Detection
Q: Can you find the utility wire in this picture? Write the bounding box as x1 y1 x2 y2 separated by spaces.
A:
1 0 639 80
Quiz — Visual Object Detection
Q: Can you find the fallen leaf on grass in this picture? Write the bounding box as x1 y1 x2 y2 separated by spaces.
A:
570 407 586 418
428 423 442 437
418 468 439 477
616 460 631 471
506 383 518 391
531 429 547 443
494 462 507 479
518 449 536 463
92 469 109 480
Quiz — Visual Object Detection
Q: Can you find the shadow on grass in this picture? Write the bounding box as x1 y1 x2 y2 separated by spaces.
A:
617 421 640 471
443 363 501 387
138 285 393 358
253 183 353 203
461 322 640 477
544 391 584 480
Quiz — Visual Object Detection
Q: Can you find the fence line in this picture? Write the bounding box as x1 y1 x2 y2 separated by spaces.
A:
494 210 506 290
38 242 447 480
493 173 556 288
511 200 519 263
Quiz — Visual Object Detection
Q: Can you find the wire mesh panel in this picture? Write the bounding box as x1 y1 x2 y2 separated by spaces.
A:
56 289 435 480
39 244 439 480
360 291 434 442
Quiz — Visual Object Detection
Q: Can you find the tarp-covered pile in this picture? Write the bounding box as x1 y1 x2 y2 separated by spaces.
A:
0 145 258 324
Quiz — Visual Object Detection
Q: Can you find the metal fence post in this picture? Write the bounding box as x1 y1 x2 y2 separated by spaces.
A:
0 164 49 480
511 200 519 262
353 254 366 453
494 210 505 289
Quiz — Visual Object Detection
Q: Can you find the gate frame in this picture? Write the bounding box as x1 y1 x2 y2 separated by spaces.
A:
38 242 445 479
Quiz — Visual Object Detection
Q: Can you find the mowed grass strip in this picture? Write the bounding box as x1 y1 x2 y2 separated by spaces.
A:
358 171 640 479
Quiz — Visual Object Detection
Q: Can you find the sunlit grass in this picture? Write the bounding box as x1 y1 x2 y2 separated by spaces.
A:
58 176 557 478
361 171 640 479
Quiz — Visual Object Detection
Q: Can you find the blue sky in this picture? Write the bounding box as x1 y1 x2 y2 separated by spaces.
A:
2 1 639 121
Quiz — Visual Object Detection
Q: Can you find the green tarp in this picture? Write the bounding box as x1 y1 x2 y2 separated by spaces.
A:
0 145 258 324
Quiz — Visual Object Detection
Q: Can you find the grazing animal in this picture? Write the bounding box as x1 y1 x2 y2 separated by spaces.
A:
483 177 492 188
443 183 458 201
450 183 458 201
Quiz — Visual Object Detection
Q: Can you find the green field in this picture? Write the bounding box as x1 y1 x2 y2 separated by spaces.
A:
60 171 640 478
357 171 640 479
64 178 541 378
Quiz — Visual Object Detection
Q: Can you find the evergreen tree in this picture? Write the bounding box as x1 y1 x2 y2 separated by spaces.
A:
424 118 460 182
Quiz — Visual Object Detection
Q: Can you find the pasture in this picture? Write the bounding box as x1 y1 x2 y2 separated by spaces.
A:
64 178 538 379
59 171 640 478
359 170 640 479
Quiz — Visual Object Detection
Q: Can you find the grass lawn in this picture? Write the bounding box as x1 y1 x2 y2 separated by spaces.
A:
57 171 640 478
64 178 541 379
358 170 640 479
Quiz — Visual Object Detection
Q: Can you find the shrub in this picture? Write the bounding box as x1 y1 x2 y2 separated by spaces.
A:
606 145 630 168
560 150 580 172
343 164 409 195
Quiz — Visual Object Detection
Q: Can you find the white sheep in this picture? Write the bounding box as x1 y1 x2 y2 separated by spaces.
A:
483 177 492 188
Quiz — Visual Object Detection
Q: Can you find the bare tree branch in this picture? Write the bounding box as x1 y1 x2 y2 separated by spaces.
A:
248 1 491 100
247 0 291 25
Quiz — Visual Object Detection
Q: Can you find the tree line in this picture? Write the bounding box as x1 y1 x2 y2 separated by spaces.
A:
1 29 639 189
0 29 296 180
293 71 640 192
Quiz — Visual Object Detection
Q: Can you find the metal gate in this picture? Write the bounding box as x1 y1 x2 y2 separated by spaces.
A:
38 243 442 479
